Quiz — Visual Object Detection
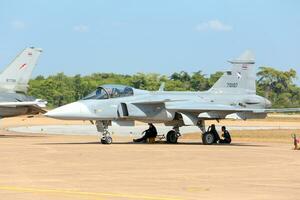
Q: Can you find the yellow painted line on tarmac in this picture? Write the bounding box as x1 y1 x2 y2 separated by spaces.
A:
186 186 210 192
0 186 183 200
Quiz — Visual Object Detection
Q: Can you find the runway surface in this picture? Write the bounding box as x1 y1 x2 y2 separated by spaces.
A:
0 132 299 200
2 116 300 199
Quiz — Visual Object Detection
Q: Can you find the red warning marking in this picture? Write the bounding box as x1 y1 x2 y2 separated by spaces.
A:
19 63 27 70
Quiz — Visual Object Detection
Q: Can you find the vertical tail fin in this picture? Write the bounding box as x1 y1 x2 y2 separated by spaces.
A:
209 50 256 94
0 47 42 93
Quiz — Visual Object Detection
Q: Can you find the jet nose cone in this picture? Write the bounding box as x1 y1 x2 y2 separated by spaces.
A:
44 102 90 120
44 109 62 118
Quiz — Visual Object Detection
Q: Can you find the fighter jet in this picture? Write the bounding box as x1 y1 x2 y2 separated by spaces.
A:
0 47 46 117
45 51 300 144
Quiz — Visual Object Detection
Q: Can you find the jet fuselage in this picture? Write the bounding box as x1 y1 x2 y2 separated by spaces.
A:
46 89 271 123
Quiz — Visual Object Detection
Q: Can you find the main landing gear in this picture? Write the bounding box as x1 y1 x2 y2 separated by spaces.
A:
200 122 221 145
202 132 215 145
166 126 181 144
96 120 113 144
197 120 216 145
135 124 181 144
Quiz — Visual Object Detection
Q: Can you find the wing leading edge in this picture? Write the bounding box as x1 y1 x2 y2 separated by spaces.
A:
0 99 47 108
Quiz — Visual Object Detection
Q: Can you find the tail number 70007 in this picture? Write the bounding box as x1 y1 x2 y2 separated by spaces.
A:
227 82 238 88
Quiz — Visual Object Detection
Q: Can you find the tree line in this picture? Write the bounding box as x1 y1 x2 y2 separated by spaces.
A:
28 67 300 108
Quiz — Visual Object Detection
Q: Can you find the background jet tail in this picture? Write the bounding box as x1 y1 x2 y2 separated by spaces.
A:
209 50 256 94
0 47 42 93
158 82 165 91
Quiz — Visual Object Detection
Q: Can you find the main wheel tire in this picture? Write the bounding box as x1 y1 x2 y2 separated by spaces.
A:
166 130 178 144
202 132 215 145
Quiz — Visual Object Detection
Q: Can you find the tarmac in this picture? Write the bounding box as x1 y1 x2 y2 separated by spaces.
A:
0 131 300 200
0 116 300 200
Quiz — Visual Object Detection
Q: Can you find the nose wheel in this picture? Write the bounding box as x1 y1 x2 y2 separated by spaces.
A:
101 136 113 144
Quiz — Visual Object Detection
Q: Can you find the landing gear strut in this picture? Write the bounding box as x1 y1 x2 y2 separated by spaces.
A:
166 126 181 144
96 120 112 144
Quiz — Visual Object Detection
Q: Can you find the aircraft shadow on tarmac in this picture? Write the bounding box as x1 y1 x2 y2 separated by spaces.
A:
35 141 269 147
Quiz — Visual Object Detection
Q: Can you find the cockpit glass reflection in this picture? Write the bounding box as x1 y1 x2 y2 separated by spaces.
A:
82 87 108 100
82 84 134 100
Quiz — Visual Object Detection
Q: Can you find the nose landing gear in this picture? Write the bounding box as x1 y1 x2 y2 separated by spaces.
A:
96 120 113 144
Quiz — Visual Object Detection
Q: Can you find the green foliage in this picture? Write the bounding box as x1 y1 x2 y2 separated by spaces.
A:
28 67 300 108
257 67 300 108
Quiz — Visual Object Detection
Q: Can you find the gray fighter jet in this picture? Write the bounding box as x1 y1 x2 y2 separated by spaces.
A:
45 51 300 144
0 47 46 117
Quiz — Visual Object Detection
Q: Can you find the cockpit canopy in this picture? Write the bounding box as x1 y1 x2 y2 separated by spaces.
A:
83 84 134 100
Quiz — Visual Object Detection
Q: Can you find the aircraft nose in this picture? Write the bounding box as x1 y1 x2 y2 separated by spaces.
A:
45 101 91 120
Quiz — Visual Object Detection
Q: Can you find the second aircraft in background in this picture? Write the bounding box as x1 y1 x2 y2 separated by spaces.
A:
0 47 46 118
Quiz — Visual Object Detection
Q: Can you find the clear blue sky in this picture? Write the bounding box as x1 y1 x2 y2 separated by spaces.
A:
0 0 299 84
